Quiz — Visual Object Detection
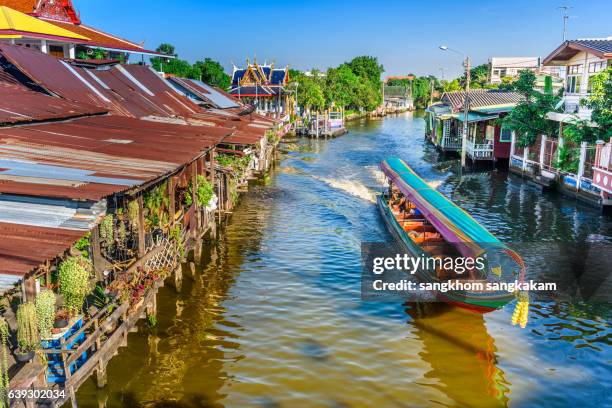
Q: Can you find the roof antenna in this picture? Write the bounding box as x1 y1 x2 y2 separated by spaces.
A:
557 6 576 41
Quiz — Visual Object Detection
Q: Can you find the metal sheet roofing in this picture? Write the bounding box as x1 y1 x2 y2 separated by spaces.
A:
0 115 230 200
441 90 523 111
168 77 240 109
0 43 201 118
0 221 85 278
0 79 107 124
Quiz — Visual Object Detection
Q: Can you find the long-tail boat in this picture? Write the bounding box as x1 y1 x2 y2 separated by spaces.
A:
378 157 525 313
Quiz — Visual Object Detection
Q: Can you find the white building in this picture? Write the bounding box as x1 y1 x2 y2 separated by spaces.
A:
543 37 612 121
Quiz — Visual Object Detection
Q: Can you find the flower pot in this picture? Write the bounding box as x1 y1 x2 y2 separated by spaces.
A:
54 318 69 329
15 351 35 363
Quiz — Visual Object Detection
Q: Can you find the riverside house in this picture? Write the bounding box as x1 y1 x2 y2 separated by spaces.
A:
426 90 523 166
510 37 612 208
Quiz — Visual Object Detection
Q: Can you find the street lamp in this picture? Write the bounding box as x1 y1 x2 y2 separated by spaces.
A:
439 45 471 168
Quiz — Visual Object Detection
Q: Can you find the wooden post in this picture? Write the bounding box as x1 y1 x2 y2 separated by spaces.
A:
191 162 200 234
96 361 107 388
539 135 547 170
91 225 105 281
522 147 529 173
23 277 37 302
137 195 145 258
577 141 588 191
168 177 175 226
209 148 216 185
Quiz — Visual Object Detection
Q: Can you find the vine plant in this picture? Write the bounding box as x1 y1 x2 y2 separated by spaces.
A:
58 256 93 316
16 303 39 353
0 317 9 407
35 289 56 339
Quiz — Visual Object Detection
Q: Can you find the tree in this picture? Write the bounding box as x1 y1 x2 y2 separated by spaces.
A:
291 70 325 111
347 56 384 86
461 63 490 89
501 70 561 147
194 58 231 89
150 43 201 79
156 43 176 57
325 64 360 108
583 66 612 139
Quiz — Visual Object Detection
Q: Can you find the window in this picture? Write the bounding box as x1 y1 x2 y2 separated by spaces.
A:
500 126 512 142
565 75 581 93
567 64 582 74
588 61 607 73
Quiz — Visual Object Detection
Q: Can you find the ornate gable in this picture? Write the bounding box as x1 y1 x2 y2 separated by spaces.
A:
35 0 80 24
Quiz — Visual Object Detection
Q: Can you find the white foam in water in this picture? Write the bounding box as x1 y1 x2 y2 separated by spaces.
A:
316 176 377 203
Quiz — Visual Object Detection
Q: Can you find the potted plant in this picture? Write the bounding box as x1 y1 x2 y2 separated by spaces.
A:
53 308 70 330
58 256 93 317
16 303 39 362
35 289 56 339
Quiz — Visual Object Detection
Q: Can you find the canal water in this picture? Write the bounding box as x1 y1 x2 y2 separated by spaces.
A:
77 113 611 407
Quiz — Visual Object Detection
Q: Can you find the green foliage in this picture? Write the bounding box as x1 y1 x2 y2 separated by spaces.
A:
59 256 93 316
291 71 325 111
347 56 384 87
502 70 561 147
144 182 169 228
156 43 176 56
92 285 109 309
324 64 360 108
442 78 462 92
151 57 202 79
35 290 55 339
0 317 8 406
74 232 91 258
582 66 612 139
16 303 38 353
169 225 184 257
460 63 490 88
544 75 553 95
147 314 157 328
194 58 231 89
185 175 214 208
128 200 139 230
99 214 114 248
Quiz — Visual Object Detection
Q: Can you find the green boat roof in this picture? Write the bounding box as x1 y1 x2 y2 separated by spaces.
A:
381 157 500 244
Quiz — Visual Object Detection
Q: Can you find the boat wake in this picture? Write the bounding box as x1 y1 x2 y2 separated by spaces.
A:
315 176 377 203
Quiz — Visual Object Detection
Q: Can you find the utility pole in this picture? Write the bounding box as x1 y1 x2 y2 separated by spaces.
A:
558 6 573 41
429 78 434 107
461 56 470 168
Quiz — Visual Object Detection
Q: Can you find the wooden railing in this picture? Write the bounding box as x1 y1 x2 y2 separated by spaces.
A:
442 135 461 150
467 140 494 160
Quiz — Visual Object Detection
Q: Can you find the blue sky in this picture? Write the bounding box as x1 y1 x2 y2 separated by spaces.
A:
78 0 611 79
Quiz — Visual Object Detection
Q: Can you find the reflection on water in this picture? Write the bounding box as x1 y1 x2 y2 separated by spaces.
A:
77 113 611 408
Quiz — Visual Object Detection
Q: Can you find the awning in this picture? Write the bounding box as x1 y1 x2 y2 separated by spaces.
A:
453 111 499 123
472 104 516 114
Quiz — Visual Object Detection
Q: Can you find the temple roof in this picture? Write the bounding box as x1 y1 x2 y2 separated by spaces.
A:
231 62 288 87
0 5 88 41
0 0 36 14
47 20 160 55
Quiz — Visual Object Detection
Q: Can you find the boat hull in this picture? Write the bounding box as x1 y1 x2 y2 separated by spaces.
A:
376 194 512 313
